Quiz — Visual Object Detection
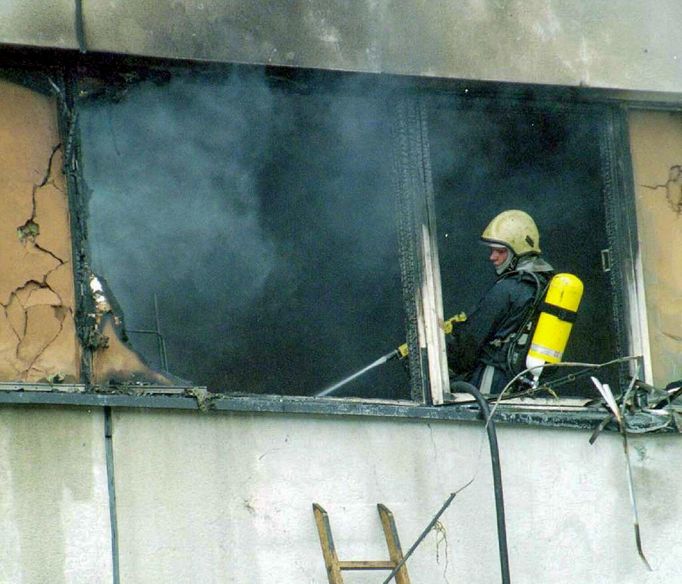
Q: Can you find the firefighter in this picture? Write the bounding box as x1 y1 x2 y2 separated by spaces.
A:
447 210 554 394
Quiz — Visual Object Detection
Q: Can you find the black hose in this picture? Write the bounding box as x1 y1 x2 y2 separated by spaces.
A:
451 381 511 584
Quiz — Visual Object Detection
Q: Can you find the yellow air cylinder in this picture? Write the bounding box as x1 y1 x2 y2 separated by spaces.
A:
526 273 584 382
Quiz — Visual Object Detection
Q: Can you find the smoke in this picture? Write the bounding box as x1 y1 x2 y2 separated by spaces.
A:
79 67 618 398
83 73 278 321
79 69 408 397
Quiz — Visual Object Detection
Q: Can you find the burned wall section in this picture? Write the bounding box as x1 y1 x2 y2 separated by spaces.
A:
629 110 682 386
0 79 80 382
86 273 176 386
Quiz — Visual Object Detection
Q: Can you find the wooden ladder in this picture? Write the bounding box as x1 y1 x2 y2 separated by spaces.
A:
312 503 411 584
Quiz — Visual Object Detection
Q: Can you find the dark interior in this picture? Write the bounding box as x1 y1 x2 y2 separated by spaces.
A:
80 68 619 398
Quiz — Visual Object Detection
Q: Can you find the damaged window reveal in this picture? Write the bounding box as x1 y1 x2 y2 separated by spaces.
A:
48 62 669 414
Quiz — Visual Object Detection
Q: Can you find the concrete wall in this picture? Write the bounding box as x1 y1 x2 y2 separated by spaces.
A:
628 111 682 386
0 400 680 583
1 2 682 96
107 408 680 583
0 406 112 584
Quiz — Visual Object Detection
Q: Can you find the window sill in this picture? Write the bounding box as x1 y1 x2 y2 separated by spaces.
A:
0 383 677 434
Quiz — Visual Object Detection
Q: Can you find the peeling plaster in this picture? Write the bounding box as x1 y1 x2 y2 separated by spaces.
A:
88 275 177 386
93 316 173 385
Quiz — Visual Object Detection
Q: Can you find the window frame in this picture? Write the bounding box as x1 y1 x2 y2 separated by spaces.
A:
60 59 651 407
414 94 649 403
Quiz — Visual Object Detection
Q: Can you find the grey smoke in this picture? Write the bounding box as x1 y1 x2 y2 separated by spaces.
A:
79 68 619 398
84 73 278 317
79 69 407 396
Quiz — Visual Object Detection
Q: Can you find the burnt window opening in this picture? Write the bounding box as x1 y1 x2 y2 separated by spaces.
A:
78 69 416 399
74 64 643 403
427 99 627 397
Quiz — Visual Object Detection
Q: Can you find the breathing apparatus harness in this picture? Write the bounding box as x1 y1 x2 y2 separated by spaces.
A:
496 267 585 389
500 268 551 379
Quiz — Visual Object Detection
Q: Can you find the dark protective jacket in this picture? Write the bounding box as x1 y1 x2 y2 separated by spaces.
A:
447 255 554 394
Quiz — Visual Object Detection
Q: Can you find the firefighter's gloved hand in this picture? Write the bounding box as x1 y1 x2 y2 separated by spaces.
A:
446 329 477 375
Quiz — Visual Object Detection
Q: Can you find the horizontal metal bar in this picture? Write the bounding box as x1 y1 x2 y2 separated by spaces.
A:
0 381 86 392
126 329 161 336
0 390 200 410
339 561 395 570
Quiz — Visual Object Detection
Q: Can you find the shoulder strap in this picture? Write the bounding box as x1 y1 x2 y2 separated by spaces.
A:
504 271 552 376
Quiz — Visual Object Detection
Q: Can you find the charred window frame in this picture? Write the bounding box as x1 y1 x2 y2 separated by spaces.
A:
56 58 647 405
66 63 446 402
390 98 450 404
420 93 647 403
599 106 652 383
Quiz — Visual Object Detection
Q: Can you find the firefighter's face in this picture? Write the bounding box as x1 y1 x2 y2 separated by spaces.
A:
489 246 509 268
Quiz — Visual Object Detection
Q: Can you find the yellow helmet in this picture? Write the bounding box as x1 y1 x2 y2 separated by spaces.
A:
481 210 541 256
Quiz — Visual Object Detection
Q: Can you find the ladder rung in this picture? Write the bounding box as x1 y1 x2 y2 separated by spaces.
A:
338 561 396 570
313 503 411 583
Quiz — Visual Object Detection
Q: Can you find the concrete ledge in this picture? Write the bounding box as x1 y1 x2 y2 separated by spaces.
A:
0 385 645 432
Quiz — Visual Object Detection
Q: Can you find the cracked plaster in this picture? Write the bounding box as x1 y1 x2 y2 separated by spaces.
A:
629 110 682 385
0 78 171 387
0 79 80 383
